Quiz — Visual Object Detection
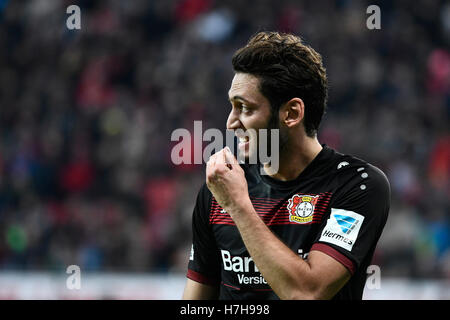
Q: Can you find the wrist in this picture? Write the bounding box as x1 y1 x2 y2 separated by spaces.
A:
226 196 255 218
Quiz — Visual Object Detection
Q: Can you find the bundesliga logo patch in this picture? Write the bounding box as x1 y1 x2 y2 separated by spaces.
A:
287 194 319 224
319 208 365 251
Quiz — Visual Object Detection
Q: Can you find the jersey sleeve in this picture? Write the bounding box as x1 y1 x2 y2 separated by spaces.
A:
311 164 390 275
186 183 221 286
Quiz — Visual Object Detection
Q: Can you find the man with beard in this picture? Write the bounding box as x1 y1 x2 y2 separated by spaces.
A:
182 32 390 300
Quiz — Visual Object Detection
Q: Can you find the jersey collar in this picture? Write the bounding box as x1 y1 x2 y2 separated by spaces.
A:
257 144 334 189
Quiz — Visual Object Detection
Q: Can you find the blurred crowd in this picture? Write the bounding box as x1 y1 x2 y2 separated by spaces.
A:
0 0 448 279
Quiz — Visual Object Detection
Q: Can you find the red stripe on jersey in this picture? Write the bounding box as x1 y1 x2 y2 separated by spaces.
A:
210 192 332 226
187 269 220 286
310 243 355 275
221 282 240 290
221 282 273 291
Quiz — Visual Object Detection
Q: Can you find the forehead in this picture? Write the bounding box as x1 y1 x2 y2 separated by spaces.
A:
228 73 262 100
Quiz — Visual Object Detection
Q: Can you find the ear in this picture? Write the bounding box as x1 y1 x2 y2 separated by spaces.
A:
279 98 305 128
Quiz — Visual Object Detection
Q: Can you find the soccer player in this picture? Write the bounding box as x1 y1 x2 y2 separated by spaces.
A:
182 32 390 300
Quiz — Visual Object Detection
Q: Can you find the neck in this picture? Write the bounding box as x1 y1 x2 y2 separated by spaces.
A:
263 135 323 181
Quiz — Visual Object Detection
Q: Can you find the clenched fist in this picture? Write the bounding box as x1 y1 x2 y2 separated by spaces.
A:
206 147 251 216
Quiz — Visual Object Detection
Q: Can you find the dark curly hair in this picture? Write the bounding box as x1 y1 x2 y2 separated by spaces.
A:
232 31 328 137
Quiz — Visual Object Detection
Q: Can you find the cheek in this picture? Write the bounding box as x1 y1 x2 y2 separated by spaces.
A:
242 113 271 131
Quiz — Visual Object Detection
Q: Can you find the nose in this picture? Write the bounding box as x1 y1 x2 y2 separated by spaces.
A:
226 108 241 130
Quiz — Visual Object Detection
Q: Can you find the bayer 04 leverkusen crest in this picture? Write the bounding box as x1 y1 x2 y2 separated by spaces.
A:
287 194 320 224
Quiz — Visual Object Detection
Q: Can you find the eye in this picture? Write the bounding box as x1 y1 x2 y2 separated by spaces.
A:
229 100 252 114
240 104 251 113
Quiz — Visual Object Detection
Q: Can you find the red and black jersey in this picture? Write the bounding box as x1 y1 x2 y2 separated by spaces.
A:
187 145 390 300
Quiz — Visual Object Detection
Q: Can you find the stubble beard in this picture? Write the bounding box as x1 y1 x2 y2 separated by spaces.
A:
241 109 289 165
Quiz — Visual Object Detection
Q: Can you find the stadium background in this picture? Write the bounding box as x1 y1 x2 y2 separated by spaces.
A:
0 0 448 299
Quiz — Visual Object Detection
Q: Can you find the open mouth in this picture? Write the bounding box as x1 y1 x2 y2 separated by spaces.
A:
237 134 250 151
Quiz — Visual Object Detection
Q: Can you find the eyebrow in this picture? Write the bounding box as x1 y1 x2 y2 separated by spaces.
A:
228 95 254 105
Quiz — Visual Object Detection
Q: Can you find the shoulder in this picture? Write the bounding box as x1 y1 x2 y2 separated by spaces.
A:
327 150 391 213
193 183 213 214
198 182 212 196
330 149 390 194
